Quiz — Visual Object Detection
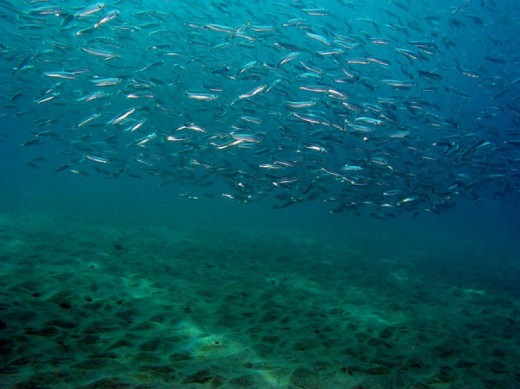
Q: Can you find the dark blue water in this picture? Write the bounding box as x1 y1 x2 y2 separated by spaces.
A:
1 1 519 387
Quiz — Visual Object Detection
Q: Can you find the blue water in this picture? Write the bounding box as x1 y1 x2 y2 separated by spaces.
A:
1 0 520 387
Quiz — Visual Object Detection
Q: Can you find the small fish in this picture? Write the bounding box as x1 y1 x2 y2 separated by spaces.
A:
306 32 331 46
418 70 443 80
44 71 77 80
278 52 300 67
236 60 257 77
6 0 517 217
186 92 218 101
86 154 109 164
75 3 105 18
107 108 136 125
341 165 363 171
90 77 121 87
94 10 119 28
77 91 110 102
76 113 101 128
236 84 267 101
82 47 116 60
355 117 384 126
284 100 317 109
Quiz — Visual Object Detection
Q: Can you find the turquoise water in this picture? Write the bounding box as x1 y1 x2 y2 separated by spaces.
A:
1 182 519 388
1 0 520 388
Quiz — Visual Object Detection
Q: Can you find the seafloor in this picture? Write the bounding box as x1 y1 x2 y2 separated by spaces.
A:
0 208 519 389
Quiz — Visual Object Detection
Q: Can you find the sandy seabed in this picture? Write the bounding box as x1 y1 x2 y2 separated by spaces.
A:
0 212 519 389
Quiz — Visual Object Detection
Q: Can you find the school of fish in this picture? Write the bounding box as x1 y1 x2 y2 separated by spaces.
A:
1 0 519 217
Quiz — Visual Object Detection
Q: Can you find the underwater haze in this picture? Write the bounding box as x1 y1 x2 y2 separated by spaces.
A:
1 0 520 388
